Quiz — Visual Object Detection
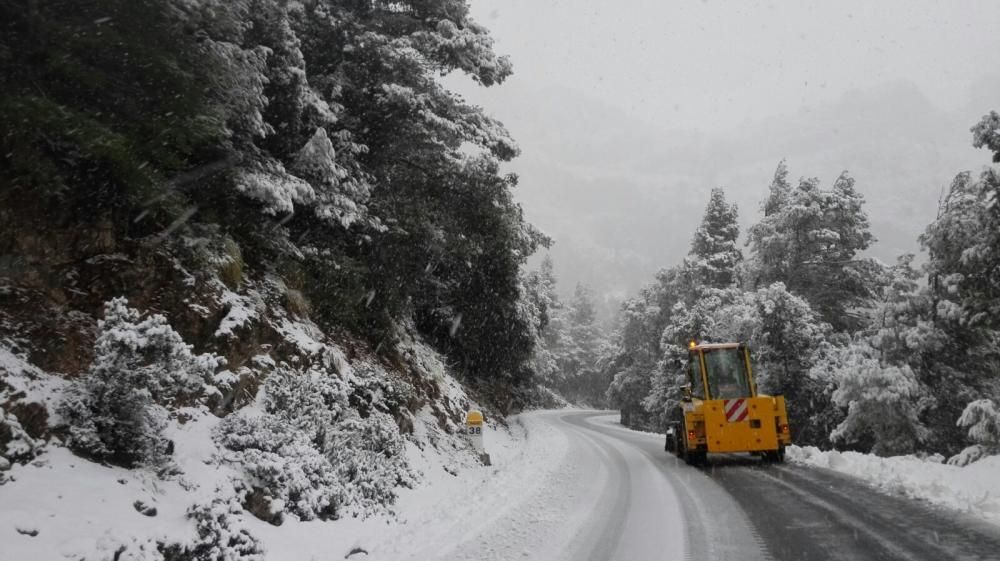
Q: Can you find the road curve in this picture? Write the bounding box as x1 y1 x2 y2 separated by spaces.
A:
567 410 1000 561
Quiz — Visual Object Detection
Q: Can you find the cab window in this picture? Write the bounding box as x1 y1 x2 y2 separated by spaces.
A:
703 348 751 399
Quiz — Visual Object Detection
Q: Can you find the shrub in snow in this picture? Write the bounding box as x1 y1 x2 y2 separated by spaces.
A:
292 359 416 514
59 298 224 467
327 409 415 514
949 399 1000 466
947 444 989 467
216 413 342 522
263 362 352 437
1 410 41 465
186 497 265 561
346 359 418 419
957 399 1000 444
217 360 414 521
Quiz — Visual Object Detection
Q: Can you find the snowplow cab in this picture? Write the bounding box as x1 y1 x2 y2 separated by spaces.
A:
665 342 790 465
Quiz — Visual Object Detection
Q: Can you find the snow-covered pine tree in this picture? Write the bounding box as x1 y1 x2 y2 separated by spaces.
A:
917 130 1000 452
684 188 742 289
522 256 567 387
764 160 793 217
605 292 663 429
971 110 1000 162
949 399 1000 466
554 284 609 405
823 342 928 455
746 164 878 332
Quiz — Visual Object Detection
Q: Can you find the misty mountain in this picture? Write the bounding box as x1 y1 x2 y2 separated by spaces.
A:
469 80 990 302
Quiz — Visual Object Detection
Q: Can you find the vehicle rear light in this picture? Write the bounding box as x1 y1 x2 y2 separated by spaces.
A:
688 430 697 441
780 424 789 433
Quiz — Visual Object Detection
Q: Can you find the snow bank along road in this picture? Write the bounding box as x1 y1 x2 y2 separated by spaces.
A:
486 410 1000 561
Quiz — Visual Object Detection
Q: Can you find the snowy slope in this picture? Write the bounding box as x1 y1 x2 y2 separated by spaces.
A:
1 318 524 561
0 404 579 561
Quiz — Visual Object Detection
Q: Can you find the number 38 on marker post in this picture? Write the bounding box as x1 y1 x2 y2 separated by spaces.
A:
465 410 484 451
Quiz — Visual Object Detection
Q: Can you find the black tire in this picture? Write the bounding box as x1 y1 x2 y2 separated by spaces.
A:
682 437 705 466
763 446 785 463
666 424 681 455
686 450 706 466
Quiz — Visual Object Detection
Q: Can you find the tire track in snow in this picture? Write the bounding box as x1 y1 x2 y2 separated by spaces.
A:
723 463 1000 561
418 411 617 561
555 413 634 561
575 413 772 561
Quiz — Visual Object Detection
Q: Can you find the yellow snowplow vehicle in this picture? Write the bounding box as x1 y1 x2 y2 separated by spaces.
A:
664 342 791 465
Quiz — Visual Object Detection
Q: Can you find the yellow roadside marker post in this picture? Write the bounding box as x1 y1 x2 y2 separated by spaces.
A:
465 410 491 465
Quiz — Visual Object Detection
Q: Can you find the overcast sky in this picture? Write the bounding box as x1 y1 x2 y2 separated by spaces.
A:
461 0 1000 132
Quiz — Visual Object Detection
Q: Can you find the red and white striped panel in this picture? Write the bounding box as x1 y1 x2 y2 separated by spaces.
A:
724 398 748 422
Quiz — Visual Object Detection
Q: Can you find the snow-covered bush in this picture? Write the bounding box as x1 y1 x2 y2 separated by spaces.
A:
59 298 224 467
949 399 1000 466
263 361 352 437
825 344 928 456
947 444 989 467
1 410 41 465
346 359 418 419
328 410 414 514
216 413 342 523
186 497 265 561
957 399 1000 444
217 359 415 521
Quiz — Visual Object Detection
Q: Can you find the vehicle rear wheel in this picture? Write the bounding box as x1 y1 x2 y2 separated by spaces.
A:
763 447 785 463
681 438 705 466
686 450 706 466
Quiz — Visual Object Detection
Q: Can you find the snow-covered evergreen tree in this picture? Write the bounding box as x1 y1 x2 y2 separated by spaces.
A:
971 110 1000 162
684 187 742 289
922 169 1000 333
823 343 928 455
746 165 878 331
949 399 1000 466
917 129 1000 452
60 298 223 467
605 292 664 428
523 256 565 386
764 160 793 217
555 284 610 404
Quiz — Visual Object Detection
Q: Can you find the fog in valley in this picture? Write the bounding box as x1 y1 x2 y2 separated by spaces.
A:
448 0 1000 313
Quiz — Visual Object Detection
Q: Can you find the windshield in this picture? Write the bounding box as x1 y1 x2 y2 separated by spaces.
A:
703 348 752 400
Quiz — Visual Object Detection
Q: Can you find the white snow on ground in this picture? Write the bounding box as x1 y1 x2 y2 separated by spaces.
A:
0 399 582 560
788 445 1000 526
1 407 227 561
247 410 587 561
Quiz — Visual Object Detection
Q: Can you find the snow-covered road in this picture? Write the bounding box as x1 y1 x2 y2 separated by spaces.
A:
396 410 1000 561
8 409 1000 561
